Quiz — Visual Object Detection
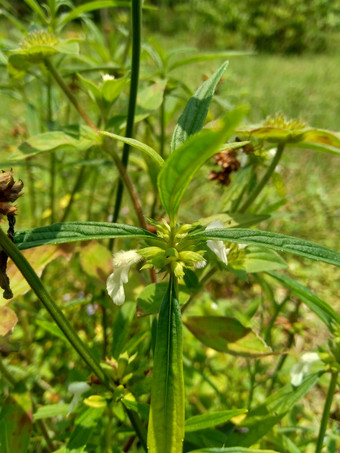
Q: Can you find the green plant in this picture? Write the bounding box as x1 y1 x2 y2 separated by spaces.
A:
0 2 339 453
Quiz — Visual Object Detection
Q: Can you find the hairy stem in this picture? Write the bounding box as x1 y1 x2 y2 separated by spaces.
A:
315 371 338 453
240 142 285 213
112 0 142 224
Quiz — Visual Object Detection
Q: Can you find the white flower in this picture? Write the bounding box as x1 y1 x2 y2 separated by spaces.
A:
106 250 143 306
194 260 207 269
290 352 320 386
67 382 90 416
206 221 230 266
102 73 115 82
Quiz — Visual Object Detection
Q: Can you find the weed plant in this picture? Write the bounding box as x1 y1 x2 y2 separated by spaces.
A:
0 2 339 453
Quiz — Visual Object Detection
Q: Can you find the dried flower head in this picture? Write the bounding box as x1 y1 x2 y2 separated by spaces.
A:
209 148 241 186
0 170 24 217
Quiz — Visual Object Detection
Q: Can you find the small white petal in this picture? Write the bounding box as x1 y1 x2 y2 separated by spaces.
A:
67 382 90 416
207 240 229 265
112 250 142 268
106 272 125 305
68 382 91 395
238 244 247 250
206 220 225 230
301 352 320 364
102 73 115 82
194 260 207 269
290 363 304 387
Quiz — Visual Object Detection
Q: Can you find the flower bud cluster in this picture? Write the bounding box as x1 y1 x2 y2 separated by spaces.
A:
138 220 207 279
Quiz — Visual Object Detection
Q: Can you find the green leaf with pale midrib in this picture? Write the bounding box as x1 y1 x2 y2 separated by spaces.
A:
147 277 184 452
266 271 340 328
191 228 340 267
15 222 156 250
170 61 228 151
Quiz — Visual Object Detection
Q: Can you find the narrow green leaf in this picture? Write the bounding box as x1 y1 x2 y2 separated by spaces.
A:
33 404 69 421
244 246 287 273
168 51 253 71
14 222 156 250
58 1 129 27
190 448 279 453
100 130 164 167
191 228 340 267
24 0 47 22
266 271 340 328
147 277 184 452
171 61 228 151
225 374 319 447
184 316 272 358
66 407 105 450
159 108 246 222
185 409 247 432
15 126 101 160
198 213 270 229
294 141 340 156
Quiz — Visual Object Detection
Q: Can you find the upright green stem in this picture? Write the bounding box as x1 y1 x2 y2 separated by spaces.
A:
112 0 142 224
315 371 338 453
240 142 285 213
159 93 166 158
44 59 98 132
47 75 56 223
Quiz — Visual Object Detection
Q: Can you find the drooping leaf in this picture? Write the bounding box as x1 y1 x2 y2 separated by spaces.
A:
191 228 340 267
184 317 272 358
14 126 101 160
185 409 247 433
244 246 287 273
0 306 18 336
171 61 228 151
0 384 33 453
266 271 340 328
100 130 164 167
226 374 319 448
14 222 156 250
159 108 246 222
147 278 184 453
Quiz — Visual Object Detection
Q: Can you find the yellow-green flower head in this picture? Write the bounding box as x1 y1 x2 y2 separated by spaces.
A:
19 30 60 62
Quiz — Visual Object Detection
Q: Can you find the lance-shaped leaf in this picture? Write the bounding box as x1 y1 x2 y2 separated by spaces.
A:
147 277 184 452
159 108 246 222
225 373 319 447
266 271 340 328
137 282 190 317
14 222 156 250
100 130 164 168
14 126 101 160
185 409 247 433
190 448 279 453
190 228 340 267
184 317 272 358
171 61 228 151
